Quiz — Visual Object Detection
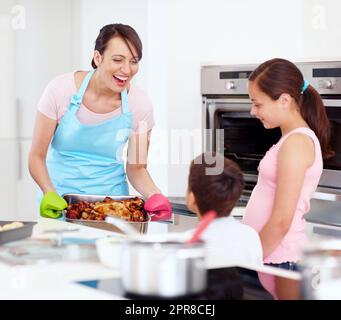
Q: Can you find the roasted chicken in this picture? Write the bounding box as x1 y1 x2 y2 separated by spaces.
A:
65 197 146 222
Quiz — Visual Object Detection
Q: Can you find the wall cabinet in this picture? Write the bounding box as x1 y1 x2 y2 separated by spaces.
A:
0 0 78 221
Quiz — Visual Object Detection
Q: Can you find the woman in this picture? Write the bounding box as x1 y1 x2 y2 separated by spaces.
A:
28 23 171 220
242 58 333 297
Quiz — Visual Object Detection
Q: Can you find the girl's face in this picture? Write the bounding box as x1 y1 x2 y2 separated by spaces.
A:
93 36 139 93
248 81 285 129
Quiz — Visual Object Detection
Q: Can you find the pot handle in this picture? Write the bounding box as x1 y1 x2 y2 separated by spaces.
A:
175 248 205 259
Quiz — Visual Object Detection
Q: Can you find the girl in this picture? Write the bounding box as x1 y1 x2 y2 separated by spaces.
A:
242 58 333 297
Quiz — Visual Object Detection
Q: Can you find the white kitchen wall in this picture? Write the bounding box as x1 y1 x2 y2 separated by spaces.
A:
79 0 149 90
145 0 169 195
165 0 341 196
301 0 341 59
167 0 303 196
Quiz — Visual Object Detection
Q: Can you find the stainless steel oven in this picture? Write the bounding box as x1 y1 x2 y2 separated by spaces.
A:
201 62 341 206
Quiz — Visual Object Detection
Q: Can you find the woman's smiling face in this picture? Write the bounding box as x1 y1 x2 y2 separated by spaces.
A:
93 36 139 93
248 81 284 129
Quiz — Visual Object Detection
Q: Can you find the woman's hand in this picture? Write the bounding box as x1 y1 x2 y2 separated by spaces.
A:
40 191 68 219
144 193 172 221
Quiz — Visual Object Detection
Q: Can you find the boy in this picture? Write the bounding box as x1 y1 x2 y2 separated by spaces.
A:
186 152 263 266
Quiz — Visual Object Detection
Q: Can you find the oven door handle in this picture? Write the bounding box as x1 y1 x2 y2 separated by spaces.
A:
227 153 263 161
207 102 253 131
207 102 252 115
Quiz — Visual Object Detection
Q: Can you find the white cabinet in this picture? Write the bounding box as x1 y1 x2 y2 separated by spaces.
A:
306 222 341 239
0 140 17 221
16 139 39 221
0 0 79 221
14 0 77 138
0 139 38 222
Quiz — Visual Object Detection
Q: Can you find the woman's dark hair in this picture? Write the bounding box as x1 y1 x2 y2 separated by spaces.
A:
91 23 142 69
249 58 333 159
188 152 244 217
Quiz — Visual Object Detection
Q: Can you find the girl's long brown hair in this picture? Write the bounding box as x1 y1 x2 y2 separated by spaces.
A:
249 58 333 159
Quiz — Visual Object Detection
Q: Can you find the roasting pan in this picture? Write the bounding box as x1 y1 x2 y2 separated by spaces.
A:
63 194 150 234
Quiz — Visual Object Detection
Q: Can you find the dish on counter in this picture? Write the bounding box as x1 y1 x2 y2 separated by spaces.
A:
96 232 191 269
0 222 24 232
0 221 36 245
96 235 126 268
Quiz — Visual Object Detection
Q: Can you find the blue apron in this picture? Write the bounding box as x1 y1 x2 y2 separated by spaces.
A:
46 69 132 197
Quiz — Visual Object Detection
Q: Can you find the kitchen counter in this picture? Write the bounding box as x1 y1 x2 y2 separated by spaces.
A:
304 198 341 238
0 218 121 299
305 199 341 227
169 197 245 217
0 208 301 300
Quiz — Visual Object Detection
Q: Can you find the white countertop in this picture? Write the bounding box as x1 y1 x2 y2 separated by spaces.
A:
230 206 245 218
0 212 301 300
0 218 122 300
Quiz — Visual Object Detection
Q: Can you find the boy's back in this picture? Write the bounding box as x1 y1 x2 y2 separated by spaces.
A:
200 216 263 266
186 152 263 267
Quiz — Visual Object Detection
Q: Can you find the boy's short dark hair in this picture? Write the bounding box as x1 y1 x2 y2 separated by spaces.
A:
188 152 244 217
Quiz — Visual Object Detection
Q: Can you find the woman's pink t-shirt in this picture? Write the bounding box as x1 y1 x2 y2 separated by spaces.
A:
243 127 323 264
37 71 154 134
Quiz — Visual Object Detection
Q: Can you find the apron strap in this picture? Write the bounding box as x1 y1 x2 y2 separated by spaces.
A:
71 69 96 108
121 89 129 114
77 69 96 100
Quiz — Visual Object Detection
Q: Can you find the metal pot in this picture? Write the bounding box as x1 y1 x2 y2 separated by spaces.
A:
120 235 207 298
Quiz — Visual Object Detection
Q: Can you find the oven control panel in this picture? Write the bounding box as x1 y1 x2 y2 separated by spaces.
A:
201 66 255 95
225 80 237 90
297 63 341 95
318 79 334 90
202 62 341 96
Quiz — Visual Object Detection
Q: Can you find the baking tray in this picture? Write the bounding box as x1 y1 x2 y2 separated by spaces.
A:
0 221 36 245
63 194 150 234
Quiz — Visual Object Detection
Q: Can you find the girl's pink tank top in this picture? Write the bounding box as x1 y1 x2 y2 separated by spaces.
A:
243 127 323 263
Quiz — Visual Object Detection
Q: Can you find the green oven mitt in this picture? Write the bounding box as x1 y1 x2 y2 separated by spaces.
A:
40 191 68 219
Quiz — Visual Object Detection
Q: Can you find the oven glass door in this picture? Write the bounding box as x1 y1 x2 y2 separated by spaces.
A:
218 111 281 175
216 106 341 172
325 106 341 170
208 100 341 191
